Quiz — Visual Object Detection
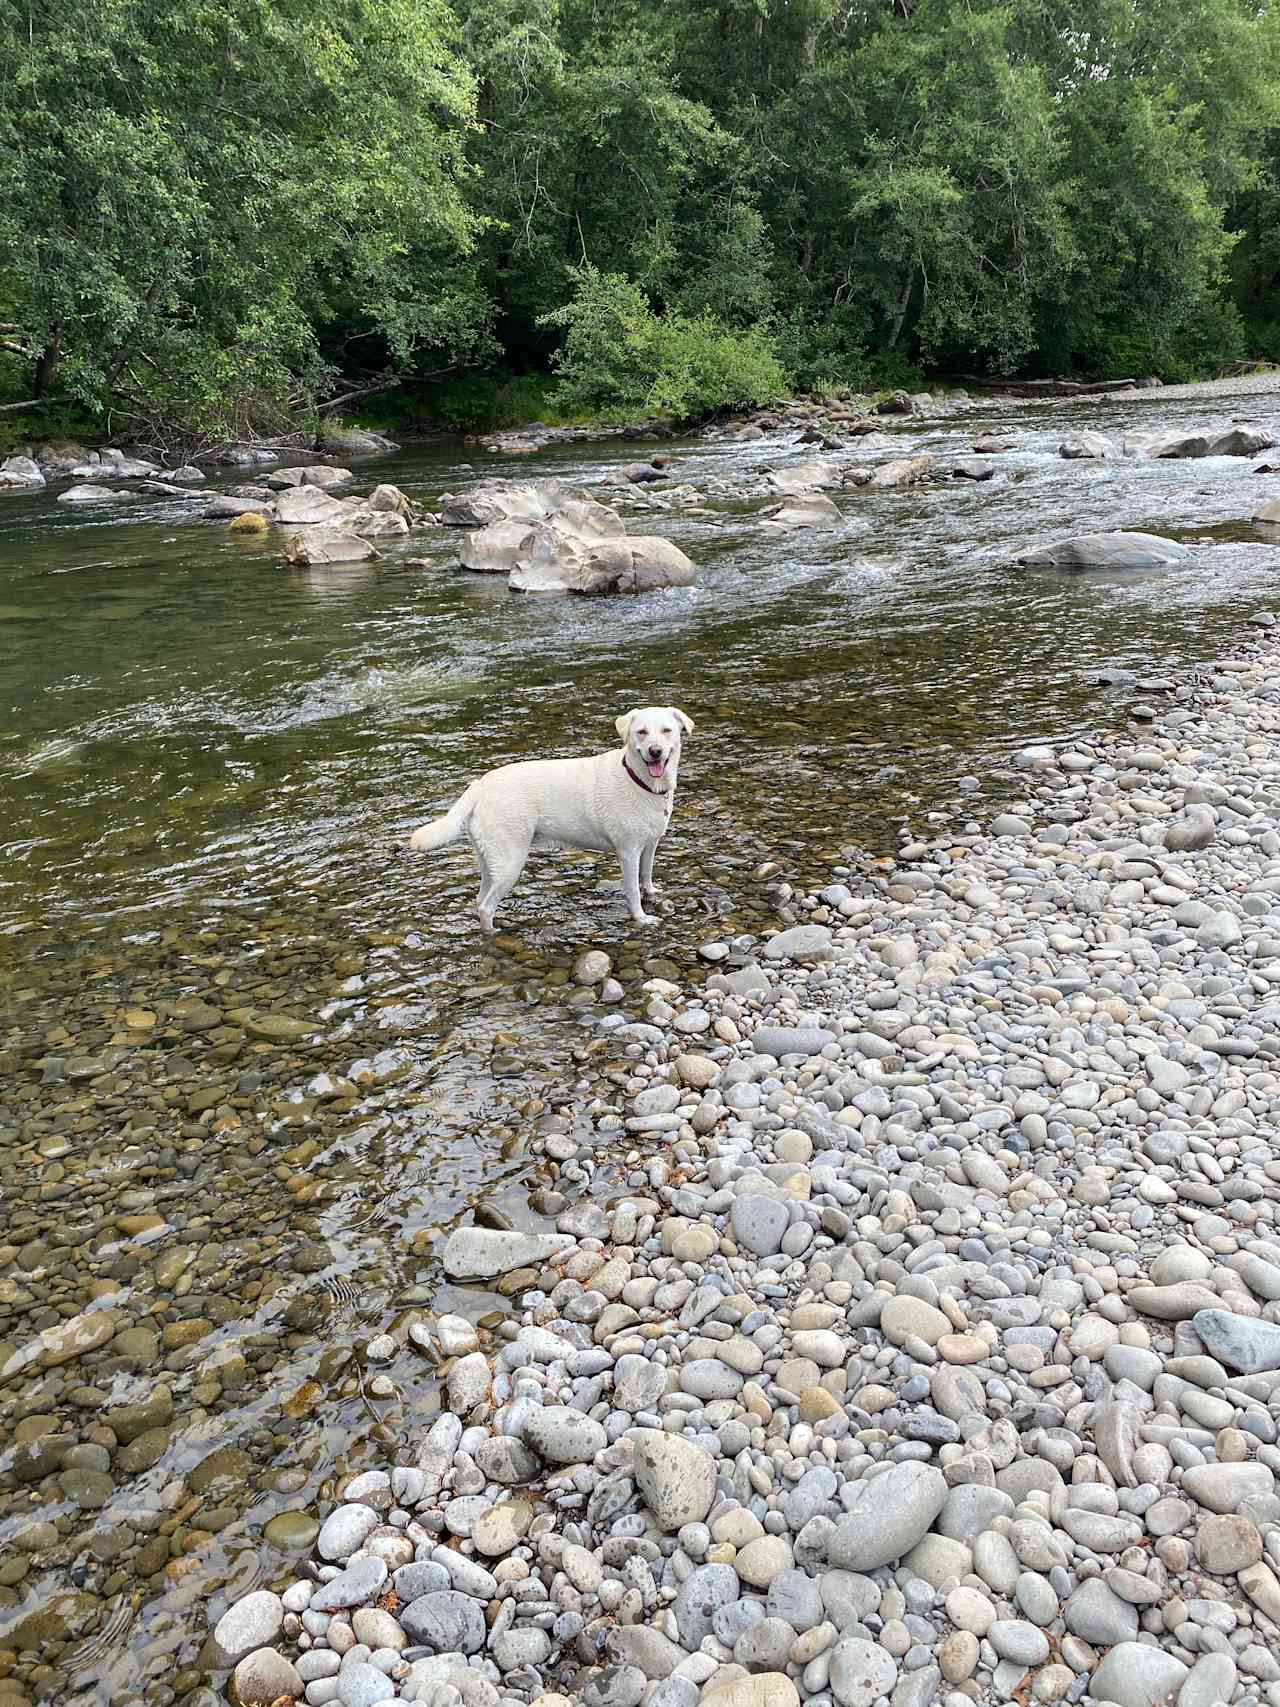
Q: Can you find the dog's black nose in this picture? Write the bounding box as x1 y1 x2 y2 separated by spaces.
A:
647 745 662 759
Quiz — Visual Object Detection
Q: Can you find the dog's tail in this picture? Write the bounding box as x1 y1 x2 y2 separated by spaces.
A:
407 785 477 853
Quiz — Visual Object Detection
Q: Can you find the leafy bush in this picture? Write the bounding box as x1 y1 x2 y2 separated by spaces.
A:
541 266 786 422
773 310 868 396
1244 317 1280 366
644 315 787 420
411 373 571 433
1066 293 1246 384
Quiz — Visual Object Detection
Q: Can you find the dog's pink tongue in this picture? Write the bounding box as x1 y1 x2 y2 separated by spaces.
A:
646 758 665 779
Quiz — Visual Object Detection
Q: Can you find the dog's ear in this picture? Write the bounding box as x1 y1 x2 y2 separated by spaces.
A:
671 707 695 735
615 713 632 739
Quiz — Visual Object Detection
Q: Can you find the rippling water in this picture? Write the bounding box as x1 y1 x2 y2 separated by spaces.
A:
2 386 1280 1702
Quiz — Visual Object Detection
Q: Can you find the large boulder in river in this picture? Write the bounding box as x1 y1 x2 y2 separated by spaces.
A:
509 532 695 595
338 506 409 539
366 483 413 516
462 517 694 593
281 530 379 566
33 441 91 473
760 493 841 530
207 494 275 519
505 531 632 593
452 479 691 592
275 483 411 535
275 484 353 526
866 453 935 489
0 455 44 488
612 537 697 593
316 423 397 455
57 483 120 504
1139 425 1276 458
441 479 623 535
459 519 542 575
267 464 353 489
766 459 841 494
1015 531 1190 571
1059 432 1119 459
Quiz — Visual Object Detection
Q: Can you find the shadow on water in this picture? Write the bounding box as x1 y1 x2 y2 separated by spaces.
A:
2 384 1280 1700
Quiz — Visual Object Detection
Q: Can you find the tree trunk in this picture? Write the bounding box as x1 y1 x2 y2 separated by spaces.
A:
886 271 913 349
32 326 61 397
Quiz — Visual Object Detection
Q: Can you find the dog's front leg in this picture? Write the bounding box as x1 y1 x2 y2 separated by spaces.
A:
640 840 661 898
619 846 657 926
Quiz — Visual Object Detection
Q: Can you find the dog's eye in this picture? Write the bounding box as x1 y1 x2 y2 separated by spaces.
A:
637 728 648 737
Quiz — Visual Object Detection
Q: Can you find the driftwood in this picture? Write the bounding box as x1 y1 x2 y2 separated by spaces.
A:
957 376 1140 399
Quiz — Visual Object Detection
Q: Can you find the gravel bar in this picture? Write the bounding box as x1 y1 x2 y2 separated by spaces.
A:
215 612 1280 1707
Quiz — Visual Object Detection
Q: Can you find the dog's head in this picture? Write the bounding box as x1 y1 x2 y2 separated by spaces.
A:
615 706 694 783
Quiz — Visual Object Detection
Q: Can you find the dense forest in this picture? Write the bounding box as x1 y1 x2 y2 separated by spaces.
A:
3 0 1280 441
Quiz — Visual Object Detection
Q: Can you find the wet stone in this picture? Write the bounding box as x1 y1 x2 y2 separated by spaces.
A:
310 1554 388 1611
264 1510 321 1550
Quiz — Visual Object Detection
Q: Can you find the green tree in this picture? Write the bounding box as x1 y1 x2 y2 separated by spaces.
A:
541 264 785 420
0 0 483 436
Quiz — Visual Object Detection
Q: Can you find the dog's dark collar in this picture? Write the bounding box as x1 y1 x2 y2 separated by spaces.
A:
623 757 671 797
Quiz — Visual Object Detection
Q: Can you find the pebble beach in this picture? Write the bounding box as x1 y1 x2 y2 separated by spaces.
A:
205 610 1280 1707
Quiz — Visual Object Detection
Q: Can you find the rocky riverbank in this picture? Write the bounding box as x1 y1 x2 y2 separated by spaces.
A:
207 616 1280 1707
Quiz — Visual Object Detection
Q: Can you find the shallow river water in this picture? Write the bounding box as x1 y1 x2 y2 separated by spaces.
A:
2 384 1280 1703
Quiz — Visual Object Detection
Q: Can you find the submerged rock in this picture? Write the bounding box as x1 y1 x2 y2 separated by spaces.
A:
1014 531 1190 571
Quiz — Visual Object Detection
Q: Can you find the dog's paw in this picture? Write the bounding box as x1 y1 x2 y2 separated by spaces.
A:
642 882 663 897
631 910 659 927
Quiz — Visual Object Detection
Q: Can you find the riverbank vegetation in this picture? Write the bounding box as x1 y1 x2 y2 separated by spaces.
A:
3 0 1280 444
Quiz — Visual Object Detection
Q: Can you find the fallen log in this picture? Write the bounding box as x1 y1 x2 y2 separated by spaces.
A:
956 375 1140 399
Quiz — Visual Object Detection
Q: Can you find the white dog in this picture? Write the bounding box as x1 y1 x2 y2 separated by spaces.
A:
408 706 694 931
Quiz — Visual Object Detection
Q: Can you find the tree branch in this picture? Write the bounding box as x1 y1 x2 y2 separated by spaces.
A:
317 368 458 413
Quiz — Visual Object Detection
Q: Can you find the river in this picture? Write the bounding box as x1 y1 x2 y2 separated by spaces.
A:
1 382 1278 1704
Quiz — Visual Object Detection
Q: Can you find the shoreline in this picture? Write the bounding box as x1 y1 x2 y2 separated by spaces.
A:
8 365 1279 477
211 609 1280 1707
